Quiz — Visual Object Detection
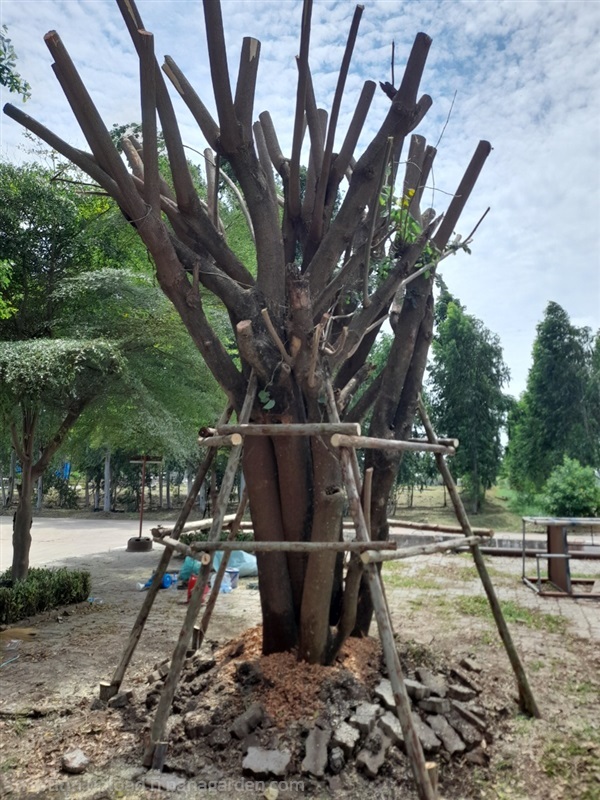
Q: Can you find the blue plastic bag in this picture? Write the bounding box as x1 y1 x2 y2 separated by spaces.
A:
212 550 258 577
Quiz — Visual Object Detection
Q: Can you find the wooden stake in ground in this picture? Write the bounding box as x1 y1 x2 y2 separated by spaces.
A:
325 382 437 800
143 376 257 767
99 406 233 702
417 397 541 719
192 487 249 651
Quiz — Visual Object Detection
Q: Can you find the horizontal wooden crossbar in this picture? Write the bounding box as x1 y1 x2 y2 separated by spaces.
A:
152 536 398 559
361 535 480 563
330 433 455 455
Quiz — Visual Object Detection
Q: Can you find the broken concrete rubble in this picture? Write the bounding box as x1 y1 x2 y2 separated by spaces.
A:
302 726 331 777
242 746 291 777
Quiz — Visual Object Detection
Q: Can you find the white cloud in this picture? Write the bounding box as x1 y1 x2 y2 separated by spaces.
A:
1 0 598 397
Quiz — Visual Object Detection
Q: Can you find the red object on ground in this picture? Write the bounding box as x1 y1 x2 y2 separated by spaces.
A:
187 575 210 603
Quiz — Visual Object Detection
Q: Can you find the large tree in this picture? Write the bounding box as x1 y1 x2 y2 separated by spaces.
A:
506 301 599 492
428 293 511 513
4 1 491 661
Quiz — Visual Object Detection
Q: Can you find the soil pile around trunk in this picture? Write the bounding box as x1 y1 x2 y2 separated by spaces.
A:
125 626 505 797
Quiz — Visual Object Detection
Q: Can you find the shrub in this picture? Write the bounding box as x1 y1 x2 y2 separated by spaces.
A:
0 567 91 624
542 457 600 518
179 528 254 547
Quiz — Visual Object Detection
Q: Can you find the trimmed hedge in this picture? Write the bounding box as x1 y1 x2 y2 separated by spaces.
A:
0 567 91 625
179 529 254 547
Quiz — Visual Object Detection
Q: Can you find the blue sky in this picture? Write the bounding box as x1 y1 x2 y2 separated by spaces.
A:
1 0 599 398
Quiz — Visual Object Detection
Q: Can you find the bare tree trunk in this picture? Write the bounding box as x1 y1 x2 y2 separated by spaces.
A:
5 450 16 509
84 478 90 508
165 468 171 510
12 460 33 580
36 472 43 511
158 470 163 509
103 449 111 513
0 461 5 508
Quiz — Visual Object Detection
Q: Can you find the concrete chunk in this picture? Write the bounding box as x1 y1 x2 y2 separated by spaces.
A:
243 747 291 778
415 668 448 698
374 678 395 710
404 679 430 701
450 667 481 694
451 700 487 732
427 714 466 755
460 656 483 673
378 710 405 748
332 721 361 755
356 730 391 778
418 697 451 715
108 690 133 709
230 703 265 739
411 713 441 753
349 702 382 734
302 726 331 777
445 709 483 746
448 683 478 702
61 749 90 775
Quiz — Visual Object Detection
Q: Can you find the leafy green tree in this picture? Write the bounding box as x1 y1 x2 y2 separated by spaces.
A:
428 293 511 512
0 163 220 578
542 456 600 517
506 302 599 492
0 339 124 578
0 25 31 101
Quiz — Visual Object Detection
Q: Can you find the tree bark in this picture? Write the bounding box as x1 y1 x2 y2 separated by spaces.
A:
12 460 33 580
103 449 111 513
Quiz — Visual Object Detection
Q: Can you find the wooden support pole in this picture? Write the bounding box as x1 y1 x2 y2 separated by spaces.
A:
154 537 398 557
197 433 243 447
193 488 248 651
143 376 257 767
410 436 458 448
216 422 361 437
361 535 480 563
417 397 541 719
151 514 237 538
330 433 455 455
362 466 373 536
100 405 233 701
325 384 436 800
384 518 494 537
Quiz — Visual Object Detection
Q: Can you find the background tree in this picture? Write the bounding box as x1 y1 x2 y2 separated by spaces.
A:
0 162 225 575
4 0 491 662
0 25 31 101
506 301 599 492
428 292 510 513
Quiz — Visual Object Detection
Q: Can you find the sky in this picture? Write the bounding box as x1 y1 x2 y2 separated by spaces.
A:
1 0 599 399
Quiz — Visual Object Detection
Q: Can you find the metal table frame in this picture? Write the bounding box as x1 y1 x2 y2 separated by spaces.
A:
522 517 600 599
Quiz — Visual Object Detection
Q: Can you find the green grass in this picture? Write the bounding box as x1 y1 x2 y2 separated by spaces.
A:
454 595 568 634
389 484 527 532
542 727 600 800
382 562 442 590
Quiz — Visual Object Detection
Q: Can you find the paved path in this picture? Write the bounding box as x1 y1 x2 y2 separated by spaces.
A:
0 515 172 570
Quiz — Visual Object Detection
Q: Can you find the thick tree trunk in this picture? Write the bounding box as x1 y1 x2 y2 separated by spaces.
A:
242 436 298 654
12 460 34 580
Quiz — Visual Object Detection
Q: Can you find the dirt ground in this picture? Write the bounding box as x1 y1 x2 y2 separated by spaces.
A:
0 541 599 800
